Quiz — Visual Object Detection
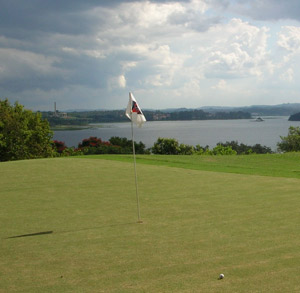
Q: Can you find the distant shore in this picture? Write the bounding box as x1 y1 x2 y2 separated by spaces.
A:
50 125 92 131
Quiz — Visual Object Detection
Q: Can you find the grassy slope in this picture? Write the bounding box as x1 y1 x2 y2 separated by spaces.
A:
1 155 300 292
83 152 300 179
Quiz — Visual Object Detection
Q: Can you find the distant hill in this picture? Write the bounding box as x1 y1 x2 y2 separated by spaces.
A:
154 103 300 116
42 103 300 125
42 109 251 125
236 104 300 116
56 103 300 116
288 112 300 121
197 103 300 116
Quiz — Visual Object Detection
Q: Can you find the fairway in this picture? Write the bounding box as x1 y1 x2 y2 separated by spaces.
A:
1 156 300 292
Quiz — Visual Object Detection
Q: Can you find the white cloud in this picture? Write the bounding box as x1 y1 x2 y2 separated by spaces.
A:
168 0 220 32
0 48 61 76
203 18 272 78
1 0 300 110
211 79 228 90
121 61 137 72
107 75 127 90
62 47 106 59
280 68 294 82
118 75 126 88
277 26 300 52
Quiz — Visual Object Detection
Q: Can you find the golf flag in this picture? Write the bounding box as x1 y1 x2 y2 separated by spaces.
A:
126 92 146 128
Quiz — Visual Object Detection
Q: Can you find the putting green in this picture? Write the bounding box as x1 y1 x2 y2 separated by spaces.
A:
1 157 300 292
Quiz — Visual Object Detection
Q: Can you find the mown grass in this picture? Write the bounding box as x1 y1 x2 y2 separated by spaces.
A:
1 155 300 292
83 152 300 178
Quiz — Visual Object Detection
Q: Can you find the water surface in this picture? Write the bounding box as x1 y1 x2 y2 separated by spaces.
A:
53 117 300 151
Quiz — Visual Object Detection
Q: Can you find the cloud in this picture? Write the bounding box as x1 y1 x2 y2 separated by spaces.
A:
232 0 300 21
201 18 272 79
211 79 228 90
280 68 294 82
168 0 222 32
1 0 300 110
0 1 100 38
277 26 300 52
0 47 67 92
1 0 219 102
108 75 127 90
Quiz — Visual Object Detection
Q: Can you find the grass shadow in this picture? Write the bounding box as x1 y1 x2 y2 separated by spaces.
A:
6 221 138 239
7 231 53 239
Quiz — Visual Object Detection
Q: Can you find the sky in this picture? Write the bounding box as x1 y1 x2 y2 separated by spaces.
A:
1 0 300 111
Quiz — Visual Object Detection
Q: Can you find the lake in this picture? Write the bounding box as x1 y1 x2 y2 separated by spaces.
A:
53 117 300 151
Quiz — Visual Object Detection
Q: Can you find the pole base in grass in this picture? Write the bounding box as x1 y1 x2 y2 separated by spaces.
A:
137 220 143 224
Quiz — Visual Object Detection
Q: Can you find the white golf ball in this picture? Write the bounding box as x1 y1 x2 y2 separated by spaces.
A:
219 274 224 279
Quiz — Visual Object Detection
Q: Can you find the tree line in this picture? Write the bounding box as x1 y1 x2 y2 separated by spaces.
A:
42 109 251 126
53 136 273 157
1 99 300 162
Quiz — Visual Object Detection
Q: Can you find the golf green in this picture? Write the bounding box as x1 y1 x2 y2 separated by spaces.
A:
1 156 300 292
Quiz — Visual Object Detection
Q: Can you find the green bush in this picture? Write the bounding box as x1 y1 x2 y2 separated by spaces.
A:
218 141 272 154
152 138 182 155
77 136 146 155
0 99 54 161
211 144 237 155
277 126 300 152
179 143 195 155
109 136 146 154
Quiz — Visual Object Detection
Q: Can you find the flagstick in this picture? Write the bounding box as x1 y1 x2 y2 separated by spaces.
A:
131 116 142 223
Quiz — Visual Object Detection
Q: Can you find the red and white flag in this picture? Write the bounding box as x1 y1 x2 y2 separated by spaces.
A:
125 92 146 128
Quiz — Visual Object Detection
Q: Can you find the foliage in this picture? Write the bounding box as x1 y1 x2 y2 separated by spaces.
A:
152 138 237 155
194 144 209 154
51 140 83 156
109 136 147 154
78 136 147 155
78 136 107 148
194 144 236 155
251 143 272 154
52 136 273 157
43 115 89 126
211 144 237 155
52 140 67 153
218 140 272 154
0 99 54 161
61 147 84 156
179 143 195 155
152 138 181 155
277 126 300 152
78 136 117 155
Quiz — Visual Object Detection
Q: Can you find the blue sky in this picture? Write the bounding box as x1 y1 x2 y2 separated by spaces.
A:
0 0 300 110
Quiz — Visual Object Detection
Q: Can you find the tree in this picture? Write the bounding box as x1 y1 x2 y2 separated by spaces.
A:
277 126 300 152
152 138 194 155
211 144 237 155
0 99 54 161
78 136 105 148
218 141 272 154
179 143 195 155
77 136 147 155
109 136 146 154
152 138 181 155
52 140 67 154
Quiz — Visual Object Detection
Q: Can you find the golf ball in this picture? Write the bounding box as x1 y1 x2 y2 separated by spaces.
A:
219 274 224 279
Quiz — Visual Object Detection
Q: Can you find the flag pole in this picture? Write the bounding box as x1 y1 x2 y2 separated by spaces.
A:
130 115 142 223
